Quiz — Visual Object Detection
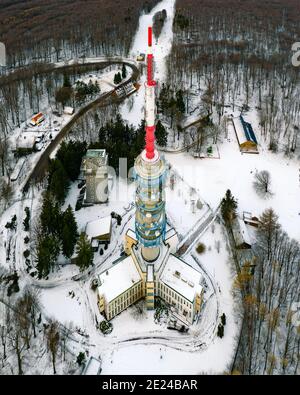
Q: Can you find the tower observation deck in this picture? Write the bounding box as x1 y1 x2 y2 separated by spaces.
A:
134 27 167 262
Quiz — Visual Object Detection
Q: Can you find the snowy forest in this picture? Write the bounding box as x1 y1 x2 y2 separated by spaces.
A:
221 191 300 375
0 0 161 67
0 0 299 376
167 0 300 154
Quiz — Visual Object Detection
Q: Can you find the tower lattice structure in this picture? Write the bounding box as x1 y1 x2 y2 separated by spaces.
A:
134 27 167 262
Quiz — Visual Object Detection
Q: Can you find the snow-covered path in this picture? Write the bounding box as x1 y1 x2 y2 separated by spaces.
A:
120 0 176 127
129 0 175 79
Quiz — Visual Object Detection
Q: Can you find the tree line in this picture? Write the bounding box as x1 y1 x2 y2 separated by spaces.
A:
0 0 161 68
33 139 95 278
88 114 166 173
0 288 75 375
220 190 300 375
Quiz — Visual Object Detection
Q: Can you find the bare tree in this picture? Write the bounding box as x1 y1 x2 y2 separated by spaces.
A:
253 170 272 198
60 323 73 362
0 180 13 209
47 321 60 374
8 321 26 375
15 296 32 350
0 304 10 367
22 288 41 339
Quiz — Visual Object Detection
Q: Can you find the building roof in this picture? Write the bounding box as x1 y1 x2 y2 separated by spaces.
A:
17 133 36 149
98 255 142 303
147 264 154 282
31 112 44 123
85 216 111 240
10 158 26 181
85 149 106 159
64 106 74 114
83 149 108 167
160 255 203 302
233 116 257 146
240 116 257 144
236 218 252 247
126 229 137 242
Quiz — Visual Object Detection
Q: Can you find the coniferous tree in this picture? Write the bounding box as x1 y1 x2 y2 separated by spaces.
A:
158 83 169 114
36 235 60 279
221 189 238 226
217 323 224 338
122 63 127 79
56 140 87 181
90 114 145 174
156 120 168 147
48 159 69 204
87 79 94 95
176 89 185 114
40 194 62 236
221 313 226 326
63 74 71 88
75 233 94 272
23 207 30 231
94 80 100 94
114 72 122 85
62 205 78 258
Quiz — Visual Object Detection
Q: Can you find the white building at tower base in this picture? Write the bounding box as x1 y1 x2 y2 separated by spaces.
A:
97 228 204 325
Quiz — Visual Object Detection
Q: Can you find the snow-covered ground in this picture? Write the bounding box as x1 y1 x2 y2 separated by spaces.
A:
4 63 133 204
165 123 300 241
3 0 284 376
99 220 239 375
75 64 132 92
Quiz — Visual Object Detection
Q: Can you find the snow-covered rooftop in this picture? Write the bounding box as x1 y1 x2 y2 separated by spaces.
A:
63 106 74 115
147 264 154 282
237 218 252 246
85 149 106 159
126 229 137 241
98 255 142 303
85 216 111 240
232 116 257 146
160 255 203 302
16 133 36 149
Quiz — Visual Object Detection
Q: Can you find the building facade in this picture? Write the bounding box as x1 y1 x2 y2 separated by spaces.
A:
97 230 204 325
97 255 144 321
82 149 108 204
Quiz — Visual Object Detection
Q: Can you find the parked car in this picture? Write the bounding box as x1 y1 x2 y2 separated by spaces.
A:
34 142 43 151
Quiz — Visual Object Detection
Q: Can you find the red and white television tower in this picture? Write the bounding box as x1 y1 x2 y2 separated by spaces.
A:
134 26 167 263
145 26 156 160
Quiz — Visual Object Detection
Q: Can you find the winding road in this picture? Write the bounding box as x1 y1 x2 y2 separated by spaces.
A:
22 58 140 193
